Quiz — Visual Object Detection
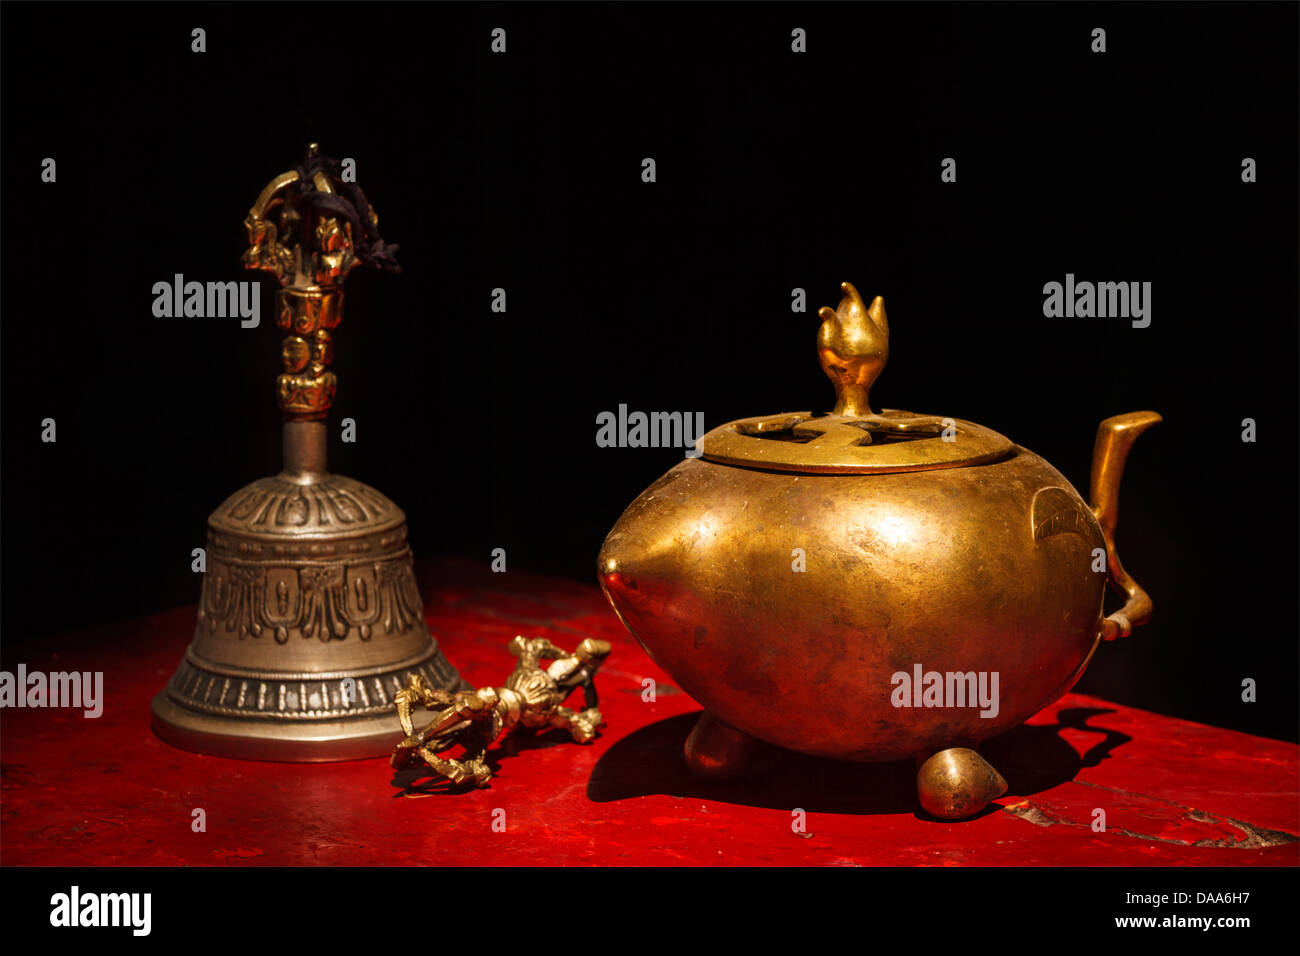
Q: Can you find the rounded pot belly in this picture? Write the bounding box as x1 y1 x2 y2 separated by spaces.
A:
599 449 1106 762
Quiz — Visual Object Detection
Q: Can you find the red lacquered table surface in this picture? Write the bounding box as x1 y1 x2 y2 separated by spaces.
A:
2 557 1296 866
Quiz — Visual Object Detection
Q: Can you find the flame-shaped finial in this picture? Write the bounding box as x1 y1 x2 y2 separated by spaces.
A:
817 281 889 417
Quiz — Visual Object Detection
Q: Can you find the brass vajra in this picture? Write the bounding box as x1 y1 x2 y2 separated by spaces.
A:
390 637 612 787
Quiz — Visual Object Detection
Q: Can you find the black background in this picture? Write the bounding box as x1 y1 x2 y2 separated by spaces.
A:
2 2 1296 742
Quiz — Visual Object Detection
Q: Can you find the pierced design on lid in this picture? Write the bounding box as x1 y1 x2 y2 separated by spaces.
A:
700 282 1014 474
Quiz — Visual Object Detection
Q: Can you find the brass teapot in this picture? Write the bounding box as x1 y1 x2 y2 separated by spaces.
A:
598 282 1160 819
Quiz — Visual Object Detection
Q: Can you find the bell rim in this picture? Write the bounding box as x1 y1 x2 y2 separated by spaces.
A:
150 690 410 762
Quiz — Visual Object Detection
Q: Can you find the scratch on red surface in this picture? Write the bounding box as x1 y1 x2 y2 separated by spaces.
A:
213 848 267 860
1002 788 1298 850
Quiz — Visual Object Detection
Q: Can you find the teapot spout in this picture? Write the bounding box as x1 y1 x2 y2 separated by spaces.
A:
1089 411 1162 640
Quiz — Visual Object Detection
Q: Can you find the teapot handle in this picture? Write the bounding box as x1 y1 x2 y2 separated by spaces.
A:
1089 411 1162 640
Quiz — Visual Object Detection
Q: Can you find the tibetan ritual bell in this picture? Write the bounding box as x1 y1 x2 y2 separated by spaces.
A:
599 282 1160 818
151 145 467 761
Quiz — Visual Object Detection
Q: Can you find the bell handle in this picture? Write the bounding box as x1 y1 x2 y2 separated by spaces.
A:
1089 410 1162 640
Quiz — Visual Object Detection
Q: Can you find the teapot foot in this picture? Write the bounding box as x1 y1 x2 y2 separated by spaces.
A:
915 746 1008 820
684 711 756 781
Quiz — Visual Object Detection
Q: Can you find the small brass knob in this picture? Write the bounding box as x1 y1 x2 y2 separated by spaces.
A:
817 281 889 418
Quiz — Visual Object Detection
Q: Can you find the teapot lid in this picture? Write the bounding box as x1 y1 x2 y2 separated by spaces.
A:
699 282 1013 474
